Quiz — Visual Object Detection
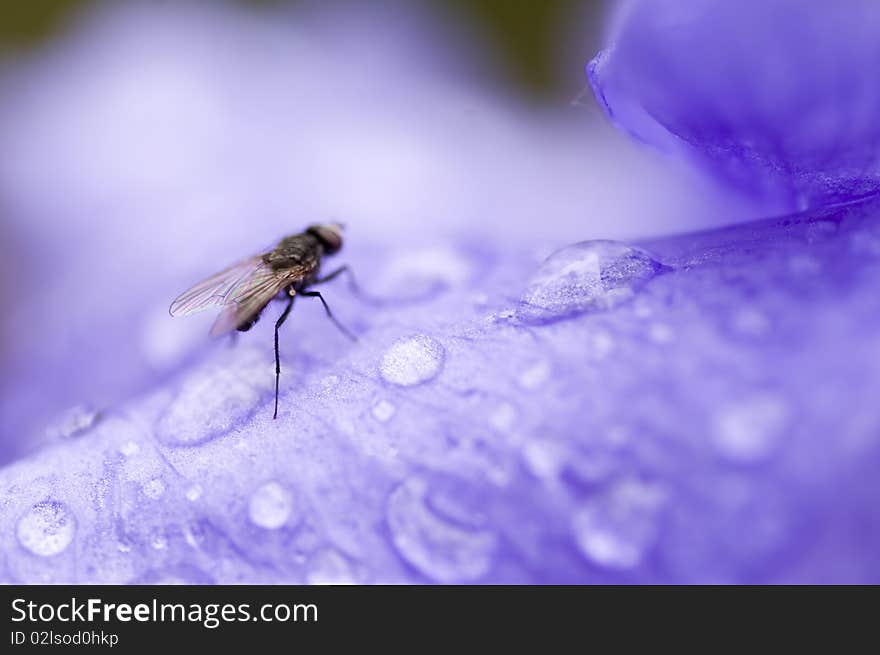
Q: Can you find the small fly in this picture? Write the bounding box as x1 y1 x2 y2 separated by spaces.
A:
169 223 356 419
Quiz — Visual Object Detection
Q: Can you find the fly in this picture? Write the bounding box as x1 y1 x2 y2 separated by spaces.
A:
169 223 357 419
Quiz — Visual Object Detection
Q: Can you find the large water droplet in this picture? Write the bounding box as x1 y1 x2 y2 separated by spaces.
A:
518 240 667 324
374 246 472 302
380 336 445 387
572 479 665 570
713 395 788 463
16 500 77 557
156 350 268 446
386 477 497 582
248 481 296 530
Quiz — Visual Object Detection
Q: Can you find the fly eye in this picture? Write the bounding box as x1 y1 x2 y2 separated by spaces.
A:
308 224 343 253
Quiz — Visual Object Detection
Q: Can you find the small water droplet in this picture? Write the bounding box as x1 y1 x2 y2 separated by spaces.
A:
648 322 674 344
150 530 168 550
17 501 76 557
489 402 517 432
380 336 445 387
713 395 788 463
386 477 497 582
45 405 100 440
522 440 565 479
119 441 141 457
185 484 203 502
142 478 166 500
573 479 665 570
248 481 295 530
371 399 397 422
518 360 550 390
517 240 667 324
306 549 359 585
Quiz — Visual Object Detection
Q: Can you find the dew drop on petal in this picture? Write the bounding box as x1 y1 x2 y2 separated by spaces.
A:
17 500 77 557
379 336 445 387
386 477 497 583
518 240 667 324
306 549 359 585
150 530 168 550
119 441 141 457
374 246 472 301
712 395 789 463
45 405 100 440
371 399 396 422
518 360 551 390
156 353 267 446
572 480 666 570
489 402 517 432
248 481 295 530
142 478 166 500
185 484 203 502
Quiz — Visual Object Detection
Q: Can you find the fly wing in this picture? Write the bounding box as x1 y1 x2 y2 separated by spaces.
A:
208 262 314 337
169 255 267 317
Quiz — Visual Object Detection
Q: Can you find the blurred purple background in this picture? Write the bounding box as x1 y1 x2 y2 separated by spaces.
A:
0 0 878 583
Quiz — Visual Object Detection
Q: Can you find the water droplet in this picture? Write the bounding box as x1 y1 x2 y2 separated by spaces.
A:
573 479 666 570
248 481 295 530
185 484 203 502
142 478 166 500
380 336 445 387
522 440 565 479
713 395 788 463
150 530 168 550
517 240 667 324
17 500 76 557
648 323 674 344
371 399 396 422
45 405 100 440
156 350 267 446
119 441 141 457
375 246 472 301
306 549 359 585
386 477 497 582
489 402 517 432
518 360 550 390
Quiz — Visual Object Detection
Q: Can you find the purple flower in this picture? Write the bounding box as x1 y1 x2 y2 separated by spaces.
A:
589 0 880 208
0 1 879 585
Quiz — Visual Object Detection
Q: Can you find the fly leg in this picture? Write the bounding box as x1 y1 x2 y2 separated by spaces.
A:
273 296 294 420
313 265 360 295
300 290 357 342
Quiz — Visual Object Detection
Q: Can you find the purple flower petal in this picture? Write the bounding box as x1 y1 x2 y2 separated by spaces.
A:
2 195 880 583
589 0 880 207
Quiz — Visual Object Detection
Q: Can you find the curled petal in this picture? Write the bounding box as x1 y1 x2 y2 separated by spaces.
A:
589 0 880 208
